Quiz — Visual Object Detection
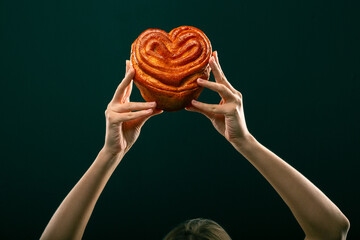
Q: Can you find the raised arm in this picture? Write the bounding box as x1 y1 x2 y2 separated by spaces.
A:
40 61 162 240
186 52 350 240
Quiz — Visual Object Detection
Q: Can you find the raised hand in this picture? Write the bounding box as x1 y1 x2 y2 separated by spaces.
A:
188 52 350 239
103 60 162 157
186 51 250 146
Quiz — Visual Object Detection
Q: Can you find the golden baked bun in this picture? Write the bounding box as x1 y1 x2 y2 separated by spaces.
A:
130 26 212 111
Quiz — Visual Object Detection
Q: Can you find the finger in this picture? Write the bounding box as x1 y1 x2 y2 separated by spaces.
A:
124 60 134 102
197 79 234 101
213 51 221 70
126 60 130 74
126 108 163 131
134 108 163 126
111 66 135 104
209 54 237 93
185 105 215 120
209 56 223 83
111 109 154 122
151 108 163 116
110 101 156 113
124 80 133 102
191 100 226 114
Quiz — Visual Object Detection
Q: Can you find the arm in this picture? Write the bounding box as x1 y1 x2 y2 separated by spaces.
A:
234 135 349 240
186 51 350 240
40 61 162 240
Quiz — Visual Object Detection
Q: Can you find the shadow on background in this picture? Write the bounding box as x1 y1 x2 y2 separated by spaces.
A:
1 0 359 239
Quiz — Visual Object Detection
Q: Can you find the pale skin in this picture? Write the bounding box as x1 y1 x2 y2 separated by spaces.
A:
41 53 350 240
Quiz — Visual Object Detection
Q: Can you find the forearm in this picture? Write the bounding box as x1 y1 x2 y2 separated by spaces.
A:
232 134 350 240
41 149 122 240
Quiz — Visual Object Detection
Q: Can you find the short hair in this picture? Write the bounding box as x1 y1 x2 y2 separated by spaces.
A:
163 218 232 240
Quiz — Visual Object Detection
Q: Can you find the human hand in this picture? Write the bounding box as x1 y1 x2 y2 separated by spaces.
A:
186 52 250 146
103 60 162 158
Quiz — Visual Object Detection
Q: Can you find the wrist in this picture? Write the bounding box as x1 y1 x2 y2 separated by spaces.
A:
98 147 125 168
229 132 256 153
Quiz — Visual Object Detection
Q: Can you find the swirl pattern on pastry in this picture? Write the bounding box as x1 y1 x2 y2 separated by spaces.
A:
131 26 212 111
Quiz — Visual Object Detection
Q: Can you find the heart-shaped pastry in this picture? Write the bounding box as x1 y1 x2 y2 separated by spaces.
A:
131 26 212 111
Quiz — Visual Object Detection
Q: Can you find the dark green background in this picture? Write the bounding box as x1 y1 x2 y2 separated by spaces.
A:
1 0 359 239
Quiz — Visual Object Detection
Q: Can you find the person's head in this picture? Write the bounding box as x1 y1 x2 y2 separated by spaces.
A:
163 218 231 240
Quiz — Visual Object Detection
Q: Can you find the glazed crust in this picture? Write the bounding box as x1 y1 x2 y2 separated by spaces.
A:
130 26 212 111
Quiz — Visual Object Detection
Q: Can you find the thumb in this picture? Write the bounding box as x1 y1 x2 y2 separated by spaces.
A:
185 105 215 121
131 108 163 129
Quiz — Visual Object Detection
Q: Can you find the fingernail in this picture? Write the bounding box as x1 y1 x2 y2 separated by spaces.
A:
197 78 204 83
191 99 198 104
149 101 156 107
